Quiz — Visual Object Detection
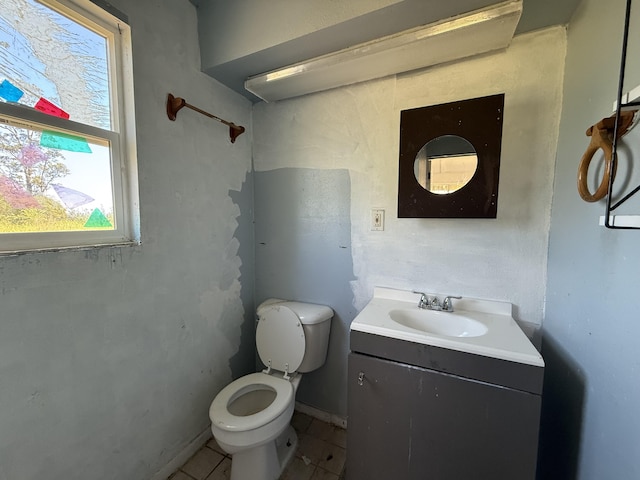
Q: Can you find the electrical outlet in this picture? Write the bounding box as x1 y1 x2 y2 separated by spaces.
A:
371 209 384 231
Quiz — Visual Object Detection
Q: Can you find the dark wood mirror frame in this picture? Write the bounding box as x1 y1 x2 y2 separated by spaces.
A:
398 94 505 218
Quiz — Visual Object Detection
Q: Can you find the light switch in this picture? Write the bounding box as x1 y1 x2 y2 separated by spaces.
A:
371 209 384 231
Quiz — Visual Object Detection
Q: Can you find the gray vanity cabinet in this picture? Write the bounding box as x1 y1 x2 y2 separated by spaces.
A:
347 331 544 480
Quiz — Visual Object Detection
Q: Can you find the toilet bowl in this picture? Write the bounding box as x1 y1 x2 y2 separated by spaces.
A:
210 372 299 453
209 299 333 480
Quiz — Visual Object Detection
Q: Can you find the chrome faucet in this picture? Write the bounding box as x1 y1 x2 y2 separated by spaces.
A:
413 291 461 312
413 291 430 309
441 295 462 312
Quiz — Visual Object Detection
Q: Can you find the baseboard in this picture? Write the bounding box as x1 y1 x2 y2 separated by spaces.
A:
295 401 347 429
150 426 212 480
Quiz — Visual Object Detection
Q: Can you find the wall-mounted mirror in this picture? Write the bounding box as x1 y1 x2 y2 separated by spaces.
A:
414 135 478 194
398 94 505 218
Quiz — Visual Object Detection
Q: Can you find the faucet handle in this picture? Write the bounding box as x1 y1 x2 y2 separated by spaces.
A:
442 295 462 312
412 291 429 309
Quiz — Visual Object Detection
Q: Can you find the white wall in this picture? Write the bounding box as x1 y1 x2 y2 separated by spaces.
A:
542 0 640 478
0 1 254 479
253 27 566 417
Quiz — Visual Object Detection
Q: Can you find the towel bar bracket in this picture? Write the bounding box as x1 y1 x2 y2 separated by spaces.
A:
166 93 245 144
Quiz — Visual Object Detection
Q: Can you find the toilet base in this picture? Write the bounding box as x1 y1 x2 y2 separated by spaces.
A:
229 425 298 480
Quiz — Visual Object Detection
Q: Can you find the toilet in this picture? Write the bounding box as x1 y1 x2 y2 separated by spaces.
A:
209 299 333 480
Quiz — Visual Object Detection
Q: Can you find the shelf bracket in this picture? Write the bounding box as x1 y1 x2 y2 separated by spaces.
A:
603 0 640 229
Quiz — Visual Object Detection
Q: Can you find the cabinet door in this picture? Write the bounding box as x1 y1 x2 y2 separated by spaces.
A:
347 353 541 480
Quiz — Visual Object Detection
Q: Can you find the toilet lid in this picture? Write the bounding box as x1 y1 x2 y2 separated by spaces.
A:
256 305 305 375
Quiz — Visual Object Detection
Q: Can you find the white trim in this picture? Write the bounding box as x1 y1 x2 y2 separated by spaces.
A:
111 11 140 242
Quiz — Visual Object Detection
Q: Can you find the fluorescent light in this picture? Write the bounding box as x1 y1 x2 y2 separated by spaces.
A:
245 1 522 102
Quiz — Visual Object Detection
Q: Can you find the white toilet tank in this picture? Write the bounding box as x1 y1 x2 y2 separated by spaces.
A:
257 299 333 373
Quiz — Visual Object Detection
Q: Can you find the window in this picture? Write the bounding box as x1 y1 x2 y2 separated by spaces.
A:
0 0 139 253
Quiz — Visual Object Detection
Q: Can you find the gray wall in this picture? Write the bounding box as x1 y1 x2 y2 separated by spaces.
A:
541 0 640 478
0 1 254 479
253 27 566 418
254 168 356 414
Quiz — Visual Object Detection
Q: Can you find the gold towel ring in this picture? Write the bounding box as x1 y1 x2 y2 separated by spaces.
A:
577 111 636 202
577 126 615 202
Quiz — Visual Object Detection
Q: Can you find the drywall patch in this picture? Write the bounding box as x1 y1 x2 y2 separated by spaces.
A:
228 174 257 379
253 167 356 416
251 79 397 313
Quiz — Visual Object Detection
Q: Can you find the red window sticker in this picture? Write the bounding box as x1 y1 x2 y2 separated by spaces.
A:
35 97 70 119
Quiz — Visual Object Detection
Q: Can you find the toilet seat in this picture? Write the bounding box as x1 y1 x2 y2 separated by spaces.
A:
209 372 294 433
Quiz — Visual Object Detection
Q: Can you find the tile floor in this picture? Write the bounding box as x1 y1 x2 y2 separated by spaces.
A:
168 411 347 480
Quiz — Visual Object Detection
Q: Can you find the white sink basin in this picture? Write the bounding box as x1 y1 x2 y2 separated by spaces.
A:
389 308 488 338
350 287 544 367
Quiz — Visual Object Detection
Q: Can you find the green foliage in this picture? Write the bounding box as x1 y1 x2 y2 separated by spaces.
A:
0 195 112 233
0 125 89 233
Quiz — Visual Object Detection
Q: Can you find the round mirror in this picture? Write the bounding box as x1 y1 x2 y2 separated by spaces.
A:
413 135 478 194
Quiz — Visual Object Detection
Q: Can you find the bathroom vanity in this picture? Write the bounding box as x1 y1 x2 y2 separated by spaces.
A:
346 288 544 480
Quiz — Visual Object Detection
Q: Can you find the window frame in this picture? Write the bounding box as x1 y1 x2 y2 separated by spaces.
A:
0 0 139 254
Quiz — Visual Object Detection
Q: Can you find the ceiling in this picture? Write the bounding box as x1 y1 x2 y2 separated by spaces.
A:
189 0 581 102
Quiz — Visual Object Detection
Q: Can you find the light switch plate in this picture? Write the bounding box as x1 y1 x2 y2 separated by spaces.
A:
371 209 384 231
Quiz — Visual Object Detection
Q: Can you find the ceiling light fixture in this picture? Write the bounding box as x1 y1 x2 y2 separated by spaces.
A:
245 1 522 102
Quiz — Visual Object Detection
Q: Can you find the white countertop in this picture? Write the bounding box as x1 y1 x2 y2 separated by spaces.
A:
350 287 544 367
